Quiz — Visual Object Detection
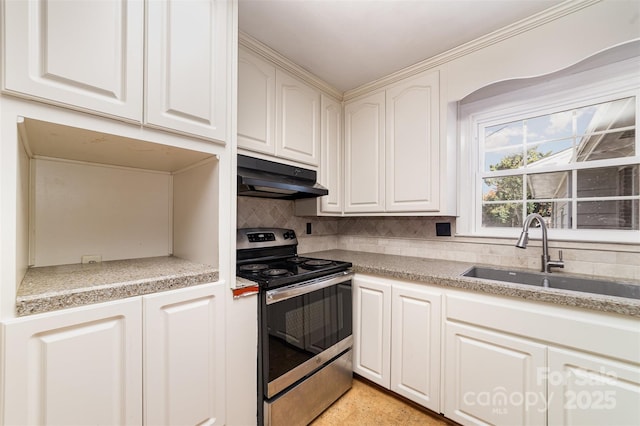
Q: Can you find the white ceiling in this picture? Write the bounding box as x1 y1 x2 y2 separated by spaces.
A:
239 0 564 92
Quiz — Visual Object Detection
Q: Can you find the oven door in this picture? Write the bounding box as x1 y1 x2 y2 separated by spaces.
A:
261 271 353 398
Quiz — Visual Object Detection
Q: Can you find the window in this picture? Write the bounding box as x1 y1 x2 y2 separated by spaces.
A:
459 58 640 243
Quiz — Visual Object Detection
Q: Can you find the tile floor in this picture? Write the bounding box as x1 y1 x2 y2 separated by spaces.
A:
310 376 452 426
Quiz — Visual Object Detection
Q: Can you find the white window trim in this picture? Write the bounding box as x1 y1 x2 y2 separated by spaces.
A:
457 57 640 244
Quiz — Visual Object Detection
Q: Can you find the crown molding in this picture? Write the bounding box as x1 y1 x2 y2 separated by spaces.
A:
239 32 343 100
342 0 602 101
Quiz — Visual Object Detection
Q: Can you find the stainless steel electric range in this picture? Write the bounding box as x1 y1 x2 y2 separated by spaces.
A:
237 228 353 426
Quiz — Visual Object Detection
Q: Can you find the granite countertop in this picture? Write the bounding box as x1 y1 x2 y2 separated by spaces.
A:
16 256 219 316
305 249 640 317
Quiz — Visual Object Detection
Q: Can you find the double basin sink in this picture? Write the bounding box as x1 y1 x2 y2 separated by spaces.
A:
463 266 640 300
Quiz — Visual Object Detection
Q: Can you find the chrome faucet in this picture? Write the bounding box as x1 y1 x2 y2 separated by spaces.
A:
516 213 564 273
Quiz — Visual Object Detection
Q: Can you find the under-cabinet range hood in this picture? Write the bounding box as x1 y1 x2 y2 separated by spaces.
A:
237 154 328 200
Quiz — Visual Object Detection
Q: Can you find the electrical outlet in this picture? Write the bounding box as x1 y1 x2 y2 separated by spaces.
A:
81 255 102 264
306 223 312 234
435 222 452 237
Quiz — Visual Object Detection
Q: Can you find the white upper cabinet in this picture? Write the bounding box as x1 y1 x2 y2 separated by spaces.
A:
275 70 320 165
238 47 321 166
319 94 343 213
344 91 386 213
293 93 343 216
2 0 144 120
385 71 440 212
344 69 441 214
145 0 228 141
238 49 276 154
2 0 229 142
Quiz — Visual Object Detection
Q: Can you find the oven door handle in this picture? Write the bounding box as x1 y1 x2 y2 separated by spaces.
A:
266 271 353 304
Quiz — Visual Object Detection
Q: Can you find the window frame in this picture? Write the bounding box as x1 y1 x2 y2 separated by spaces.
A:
457 57 640 244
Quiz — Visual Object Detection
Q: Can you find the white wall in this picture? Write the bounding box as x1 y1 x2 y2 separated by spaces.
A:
32 158 172 266
444 1 640 101
173 159 220 267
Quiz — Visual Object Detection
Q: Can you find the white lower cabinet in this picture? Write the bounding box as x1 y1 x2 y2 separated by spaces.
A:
444 322 547 426
1 298 143 425
353 275 391 386
391 283 441 411
444 290 640 426
144 283 225 426
353 274 441 412
547 347 640 426
353 274 640 426
1 283 225 426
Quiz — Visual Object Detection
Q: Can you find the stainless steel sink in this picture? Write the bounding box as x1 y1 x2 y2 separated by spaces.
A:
462 266 640 300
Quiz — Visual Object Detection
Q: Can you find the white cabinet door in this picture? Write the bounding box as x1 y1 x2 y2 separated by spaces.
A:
385 70 440 212
2 0 143 121
444 321 547 426
275 70 320 166
344 91 386 213
238 48 277 155
391 284 441 412
320 94 343 213
144 283 225 426
146 0 228 141
1 299 142 425
353 275 391 387
548 347 640 426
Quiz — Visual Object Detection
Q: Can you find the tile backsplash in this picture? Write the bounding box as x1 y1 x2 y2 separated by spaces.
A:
336 235 640 281
237 197 338 253
338 216 455 239
237 198 639 281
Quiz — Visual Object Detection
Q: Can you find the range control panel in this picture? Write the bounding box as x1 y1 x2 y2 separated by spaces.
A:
247 232 276 243
237 228 298 250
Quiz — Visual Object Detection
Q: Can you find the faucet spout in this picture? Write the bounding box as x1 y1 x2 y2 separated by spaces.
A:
516 213 564 273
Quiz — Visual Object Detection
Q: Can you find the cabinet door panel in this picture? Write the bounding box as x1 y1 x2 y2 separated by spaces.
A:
386 71 440 212
320 94 343 213
276 71 320 165
353 275 391 387
3 0 143 120
445 322 546 426
146 0 228 141
344 92 386 212
238 49 277 154
144 283 225 426
391 285 441 411
548 347 640 426
1 299 142 425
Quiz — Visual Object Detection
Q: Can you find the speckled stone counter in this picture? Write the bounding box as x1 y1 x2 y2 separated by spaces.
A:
305 249 640 317
16 256 219 316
